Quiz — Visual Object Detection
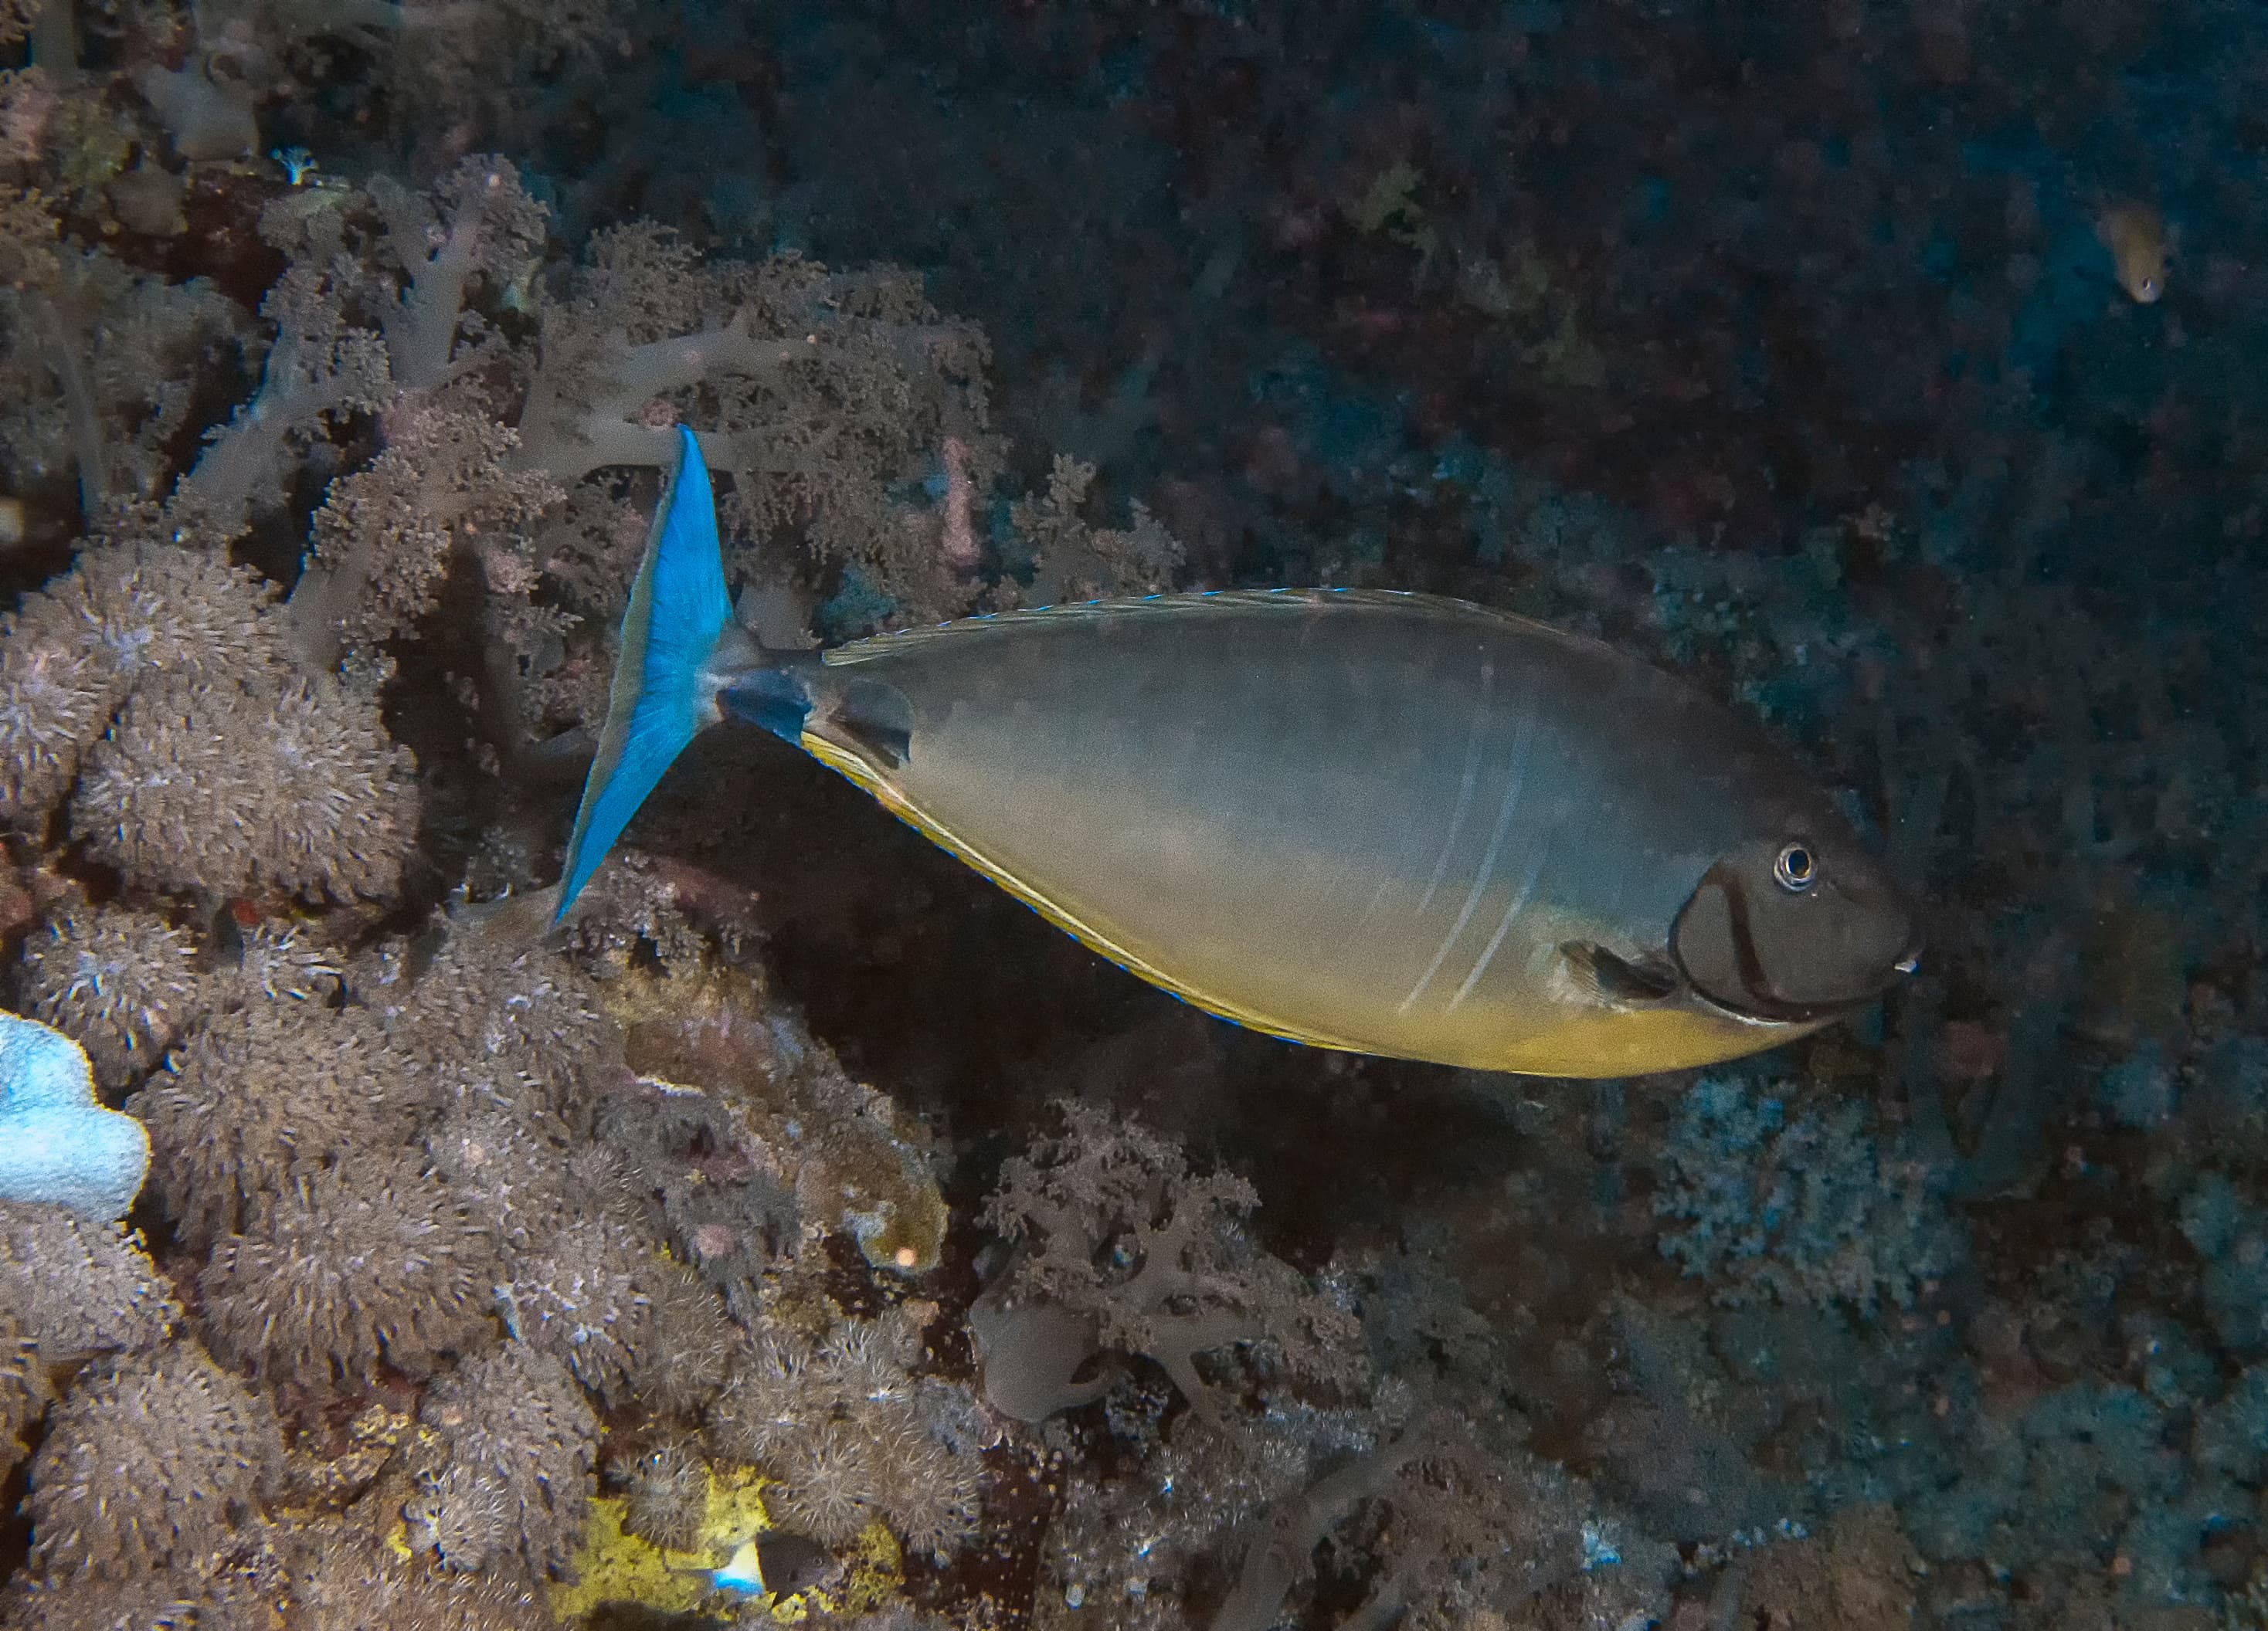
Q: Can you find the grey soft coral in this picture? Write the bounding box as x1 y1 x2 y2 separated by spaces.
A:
131 997 429 1248
0 525 423 904
974 1100 1363 1422
406 1341 598 1582
199 1157 500 1391
708 1313 982 1555
0 1197 177 1361
0 532 275 829
16 904 204 1090
74 666 419 902
24 1339 283 1582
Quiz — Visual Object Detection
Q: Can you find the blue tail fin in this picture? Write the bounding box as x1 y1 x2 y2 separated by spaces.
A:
554 426 737 921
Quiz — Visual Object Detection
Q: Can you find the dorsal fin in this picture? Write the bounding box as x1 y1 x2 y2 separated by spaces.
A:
820 586 1586 668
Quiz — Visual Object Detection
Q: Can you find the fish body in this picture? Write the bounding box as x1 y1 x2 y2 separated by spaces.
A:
2098 201 2168 303
705 1532 833 1598
558 430 1920 1079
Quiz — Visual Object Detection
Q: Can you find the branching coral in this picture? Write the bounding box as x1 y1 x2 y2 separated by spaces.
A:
1010 453 1186 605
489 223 1000 738
514 224 989 493
131 998 429 1247
25 1339 284 1582
0 238 252 511
199 1158 500 1390
710 1314 981 1555
182 156 548 533
0 1197 177 1358
976 1100 1364 1420
363 161 551 392
405 1342 599 1582
298 389 564 661
16 903 205 1087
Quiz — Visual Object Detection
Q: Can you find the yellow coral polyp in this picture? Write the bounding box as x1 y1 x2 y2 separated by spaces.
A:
550 1463 906 1625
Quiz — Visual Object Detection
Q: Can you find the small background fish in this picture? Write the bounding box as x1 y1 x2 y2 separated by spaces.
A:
2098 199 2168 303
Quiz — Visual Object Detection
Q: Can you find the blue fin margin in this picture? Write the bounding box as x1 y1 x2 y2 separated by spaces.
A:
554 426 735 921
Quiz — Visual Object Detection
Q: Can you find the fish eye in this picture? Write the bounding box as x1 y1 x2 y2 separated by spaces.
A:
1774 841 1817 893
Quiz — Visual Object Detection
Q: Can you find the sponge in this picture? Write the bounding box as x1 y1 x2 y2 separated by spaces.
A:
0 1009 150 1221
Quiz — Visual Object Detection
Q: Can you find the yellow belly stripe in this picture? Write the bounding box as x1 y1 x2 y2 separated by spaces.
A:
799 730 1371 1053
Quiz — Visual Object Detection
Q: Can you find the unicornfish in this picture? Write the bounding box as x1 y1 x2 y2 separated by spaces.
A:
555 427 1920 1078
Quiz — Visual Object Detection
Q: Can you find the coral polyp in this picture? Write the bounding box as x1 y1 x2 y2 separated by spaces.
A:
199 1159 500 1389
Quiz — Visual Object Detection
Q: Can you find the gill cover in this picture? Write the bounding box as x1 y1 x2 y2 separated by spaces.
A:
1672 833 1919 1021
554 426 736 920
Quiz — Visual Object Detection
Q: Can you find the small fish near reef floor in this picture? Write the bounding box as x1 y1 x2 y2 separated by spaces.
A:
553 428 1920 1079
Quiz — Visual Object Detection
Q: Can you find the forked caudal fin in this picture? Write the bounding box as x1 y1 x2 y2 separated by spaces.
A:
554 426 742 921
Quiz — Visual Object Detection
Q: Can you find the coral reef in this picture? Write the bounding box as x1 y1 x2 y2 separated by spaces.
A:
131 996 426 1247
405 1342 600 1583
710 1314 981 1555
1738 1504 1920 1631
12 2 2268 1622
24 1338 283 1582
199 1158 499 1391
976 1099 1363 1419
15 903 202 1087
